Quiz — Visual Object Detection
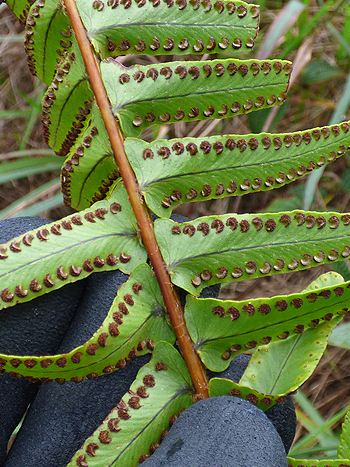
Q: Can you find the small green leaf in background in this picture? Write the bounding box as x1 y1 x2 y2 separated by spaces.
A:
302 59 342 85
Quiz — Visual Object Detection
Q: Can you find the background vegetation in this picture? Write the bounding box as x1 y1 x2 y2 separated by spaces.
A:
1 0 350 459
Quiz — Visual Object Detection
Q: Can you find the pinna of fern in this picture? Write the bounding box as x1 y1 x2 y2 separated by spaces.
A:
1 0 350 465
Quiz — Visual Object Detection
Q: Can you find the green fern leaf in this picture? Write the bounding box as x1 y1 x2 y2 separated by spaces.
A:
184 276 350 371
125 122 350 217
68 342 193 467
5 0 34 22
0 264 174 381
42 45 93 156
77 0 260 59
155 211 350 294
240 273 344 395
61 105 118 210
25 0 72 83
239 320 340 397
339 405 350 458
0 182 146 310
102 57 291 136
287 459 350 466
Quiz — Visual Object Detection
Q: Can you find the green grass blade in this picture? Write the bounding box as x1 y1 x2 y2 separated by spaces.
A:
258 0 305 60
18 90 45 151
0 110 31 119
281 0 339 58
11 193 63 218
291 444 338 458
291 393 348 455
0 157 61 184
0 179 60 219
288 458 350 466
0 149 55 160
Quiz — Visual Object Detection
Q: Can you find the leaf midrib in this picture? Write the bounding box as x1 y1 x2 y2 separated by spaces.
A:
21 313 154 375
0 231 136 279
196 298 348 346
42 7 60 82
52 78 86 146
141 135 348 187
169 232 350 268
114 81 287 111
90 21 256 36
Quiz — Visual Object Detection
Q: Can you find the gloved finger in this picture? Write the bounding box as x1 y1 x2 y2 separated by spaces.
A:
144 396 288 467
0 217 85 464
208 354 296 452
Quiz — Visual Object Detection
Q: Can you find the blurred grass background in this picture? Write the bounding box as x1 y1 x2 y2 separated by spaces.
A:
1 0 350 459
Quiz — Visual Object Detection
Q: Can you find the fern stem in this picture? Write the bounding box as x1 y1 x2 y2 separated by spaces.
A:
63 0 209 399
